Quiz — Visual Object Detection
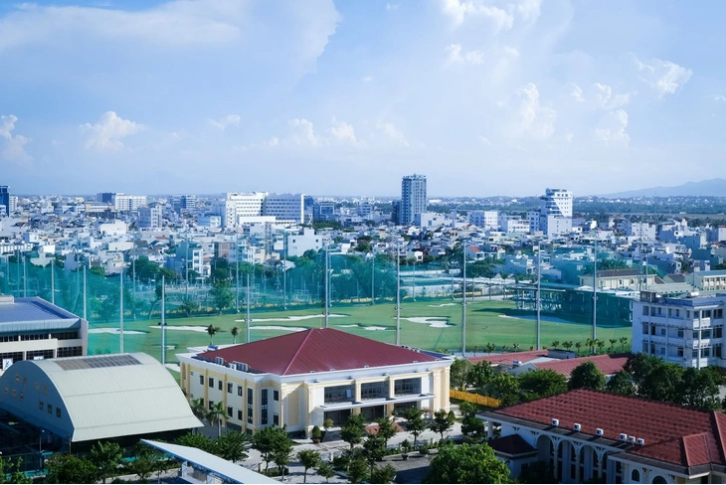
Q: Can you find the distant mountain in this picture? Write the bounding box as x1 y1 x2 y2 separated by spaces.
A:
601 179 726 198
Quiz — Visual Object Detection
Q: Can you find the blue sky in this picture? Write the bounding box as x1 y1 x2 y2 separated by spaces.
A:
0 0 724 196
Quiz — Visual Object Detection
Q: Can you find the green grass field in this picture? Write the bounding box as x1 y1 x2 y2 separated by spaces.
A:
88 298 631 364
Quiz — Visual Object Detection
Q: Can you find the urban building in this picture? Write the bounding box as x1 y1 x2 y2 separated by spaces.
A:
468 210 498 230
528 188 573 238
312 201 336 221
0 353 202 446
138 205 162 230
286 228 322 257
112 194 147 212
180 195 197 212
578 269 656 290
96 192 115 204
0 296 87 375
262 193 305 224
177 328 452 436
0 186 8 218
483 389 726 484
398 174 427 226
632 291 725 369
693 270 726 292
8 195 17 215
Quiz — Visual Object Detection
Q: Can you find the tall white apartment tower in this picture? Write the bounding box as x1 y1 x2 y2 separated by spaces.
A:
538 188 573 238
398 174 427 226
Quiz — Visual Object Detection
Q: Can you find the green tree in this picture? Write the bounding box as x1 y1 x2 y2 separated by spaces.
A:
638 363 683 403
207 401 226 436
568 362 606 391
347 454 369 484
273 446 293 479
374 417 397 449
206 325 222 345
361 434 386 476
45 454 98 484
175 433 217 454
679 367 722 411
341 413 367 451
489 373 521 407
467 361 494 392
0 456 31 484
370 463 397 484
519 460 557 484
518 369 568 402
605 371 636 396
429 409 456 441
316 461 335 483
231 326 240 344
178 298 200 317
215 432 249 462
424 443 511 484
190 397 206 420
89 441 123 483
575 341 583 355
297 450 321 484
210 280 234 314
460 402 485 439
402 407 426 448
128 442 164 483
450 358 472 390
619 336 629 351
252 425 293 474
624 353 664 387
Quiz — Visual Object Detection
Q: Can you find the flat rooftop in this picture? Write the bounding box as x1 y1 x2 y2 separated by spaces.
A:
0 296 81 324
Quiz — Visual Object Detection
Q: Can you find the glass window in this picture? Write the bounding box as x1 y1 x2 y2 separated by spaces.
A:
227 383 233 394
324 385 353 404
394 378 422 396
261 389 268 406
704 330 712 339
208 377 214 388
227 406 233 417
47 404 53 414
273 415 279 426
56 408 61 418
247 388 253 405
716 328 723 339
199 375 204 385
261 408 268 425
273 390 279 401
631 470 640 482
642 306 649 316
218 380 222 391
237 410 242 420
238 385 243 396
361 381 388 400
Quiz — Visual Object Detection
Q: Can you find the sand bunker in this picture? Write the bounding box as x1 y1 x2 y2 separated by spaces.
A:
235 314 347 323
498 314 521 319
336 324 390 331
399 317 453 328
251 326 307 332
89 328 146 335
364 326 389 331
428 303 457 307
150 326 208 333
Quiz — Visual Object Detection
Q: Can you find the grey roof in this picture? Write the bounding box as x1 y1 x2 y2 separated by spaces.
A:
0 353 202 442
142 440 281 484
0 296 82 332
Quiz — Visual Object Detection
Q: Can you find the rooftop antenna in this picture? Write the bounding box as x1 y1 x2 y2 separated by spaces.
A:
462 241 467 355
161 274 166 366
246 273 251 343
396 240 401 346
120 266 124 353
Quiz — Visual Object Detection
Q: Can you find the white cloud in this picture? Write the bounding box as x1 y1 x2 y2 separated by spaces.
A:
570 83 584 102
441 0 513 32
516 0 542 23
289 118 321 147
378 122 409 146
635 56 692 97
362 76 373 83
594 109 630 145
0 115 32 163
714 94 726 103
478 135 492 145
385 3 399 10
329 117 363 146
80 111 144 151
208 114 241 131
516 83 556 140
594 83 629 109
445 43 485 65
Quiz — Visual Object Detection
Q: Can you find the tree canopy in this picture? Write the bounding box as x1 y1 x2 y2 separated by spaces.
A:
424 443 511 484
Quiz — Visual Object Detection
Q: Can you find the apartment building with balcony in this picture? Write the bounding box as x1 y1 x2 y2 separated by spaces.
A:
632 291 726 369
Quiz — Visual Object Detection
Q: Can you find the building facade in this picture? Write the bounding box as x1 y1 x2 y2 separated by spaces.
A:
468 210 499 230
0 296 87 375
177 329 452 436
0 186 9 217
138 206 162 230
113 194 147 212
398 174 427 226
262 193 305 224
632 291 726 369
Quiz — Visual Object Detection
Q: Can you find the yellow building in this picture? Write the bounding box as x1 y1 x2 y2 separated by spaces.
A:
177 328 452 436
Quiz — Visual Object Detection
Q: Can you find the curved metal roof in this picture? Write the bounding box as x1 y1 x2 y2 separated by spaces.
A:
0 353 202 442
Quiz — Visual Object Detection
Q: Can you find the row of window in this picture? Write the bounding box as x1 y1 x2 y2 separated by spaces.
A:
39 400 62 418
323 378 423 404
642 324 724 339
642 341 723 359
642 305 724 320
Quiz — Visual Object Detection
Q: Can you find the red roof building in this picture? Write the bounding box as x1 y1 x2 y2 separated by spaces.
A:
529 353 630 378
483 390 726 483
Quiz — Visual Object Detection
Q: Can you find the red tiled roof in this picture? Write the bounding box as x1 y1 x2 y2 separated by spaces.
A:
533 353 630 377
492 389 726 468
468 350 548 366
197 328 439 376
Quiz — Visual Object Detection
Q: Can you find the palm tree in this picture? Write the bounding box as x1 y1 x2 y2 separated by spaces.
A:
207 402 226 437
562 341 573 352
485 343 496 354
584 338 595 354
608 338 617 353
190 398 206 420
231 326 240 344
472 345 479 356
207 325 221 345
502 345 509 352
512 343 520 352
575 341 583 356
551 340 560 349
619 336 629 351
596 339 606 354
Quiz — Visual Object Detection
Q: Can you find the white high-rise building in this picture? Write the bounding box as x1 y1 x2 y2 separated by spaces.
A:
215 192 305 229
138 206 163 230
263 193 304 224
537 188 573 238
8 196 18 214
398 174 427 226
113 194 147 212
468 210 498 229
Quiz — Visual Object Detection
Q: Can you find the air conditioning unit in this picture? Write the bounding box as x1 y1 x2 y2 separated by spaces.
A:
596 428 604 437
636 438 645 446
513 360 522 367
619 433 628 442
628 436 637 444
573 423 581 432
551 418 559 427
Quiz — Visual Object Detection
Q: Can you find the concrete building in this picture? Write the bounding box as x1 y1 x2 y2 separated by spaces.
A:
0 353 201 446
263 193 304 224
632 291 725 369
112 194 147 212
357 198 373 219
286 228 322 257
312 201 336 221
398 174 427 226
138 205 162 230
177 328 452 436
0 186 9 218
96 192 115 204
578 269 656 291
468 210 498 229
693 270 726 292
414 212 447 229
0 296 87 375
8 195 17 215
482 389 726 484
529 188 574 238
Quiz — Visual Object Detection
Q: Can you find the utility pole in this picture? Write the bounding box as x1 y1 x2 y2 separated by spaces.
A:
50 260 55 305
185 236 189 299
412 260 416 302
161 275 166 366
371 253 375 306
246 273 251 344
536 243 541 350
283 235 287 310
324 240 330 329
396 241 401 346
120 267 124 354
132 256 136 321
22 253 27 298
593 238 598 342
235 237 240 313
462 243 467 355
83 264 87 321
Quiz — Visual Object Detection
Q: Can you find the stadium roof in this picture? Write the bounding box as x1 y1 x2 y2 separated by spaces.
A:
142 440 281 484
196 328 442 376
0 296 82 331
0 353 202 442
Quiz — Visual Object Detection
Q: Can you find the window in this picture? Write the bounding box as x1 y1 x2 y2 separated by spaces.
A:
208 377 214 388
57 347 83 358
361 381 388 400
642 305 649 316
705 310 713 319
395 378 422 396
47 404 53 414
694 330 700 339
668 308 672 317
227 383 233 394
261 389 268 406
209 401 214 410
704 330 712 339
261 409 268 425
39 401 44 410
218 380 222 391
631 469 640 482
704 348 711 358
324 385 353 404
693 350 699 358
716 309 723 319
273 414 279 426
642 323 649 335
56 408 61 418
237 410 242 420
19 392 23 401
716 328 723 339
273 390 279 401
227 407 233 417
716 346 723 358
247 388 253 405
677 347 684 357
199 375 204 385
676 309 681 318
238 385 243 396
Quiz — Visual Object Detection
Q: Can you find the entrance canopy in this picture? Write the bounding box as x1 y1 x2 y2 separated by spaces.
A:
141 440 280 484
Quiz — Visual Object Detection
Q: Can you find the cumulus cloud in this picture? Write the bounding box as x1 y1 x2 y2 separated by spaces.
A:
208 114 241 131
329 117 362 145
594 83 629 109
441 0 513 32
445 43 485 65
635 56 692 97
80 111 144 151
516 83 556 140
570 83 584 102
714 94 726 103
0 115 32 163
289 118 321 147
594 109 630 145
386 3 399 10
378 122 409 146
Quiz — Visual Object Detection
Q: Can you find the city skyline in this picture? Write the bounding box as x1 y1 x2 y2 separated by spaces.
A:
1 1 725 196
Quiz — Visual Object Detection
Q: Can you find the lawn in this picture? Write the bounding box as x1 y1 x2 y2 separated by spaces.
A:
88 297 632 364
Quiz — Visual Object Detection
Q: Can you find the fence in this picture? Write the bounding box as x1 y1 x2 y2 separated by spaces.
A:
450 389 501 408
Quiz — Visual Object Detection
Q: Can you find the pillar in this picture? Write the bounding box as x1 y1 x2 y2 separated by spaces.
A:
551 437 562 481
572 443 583 484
